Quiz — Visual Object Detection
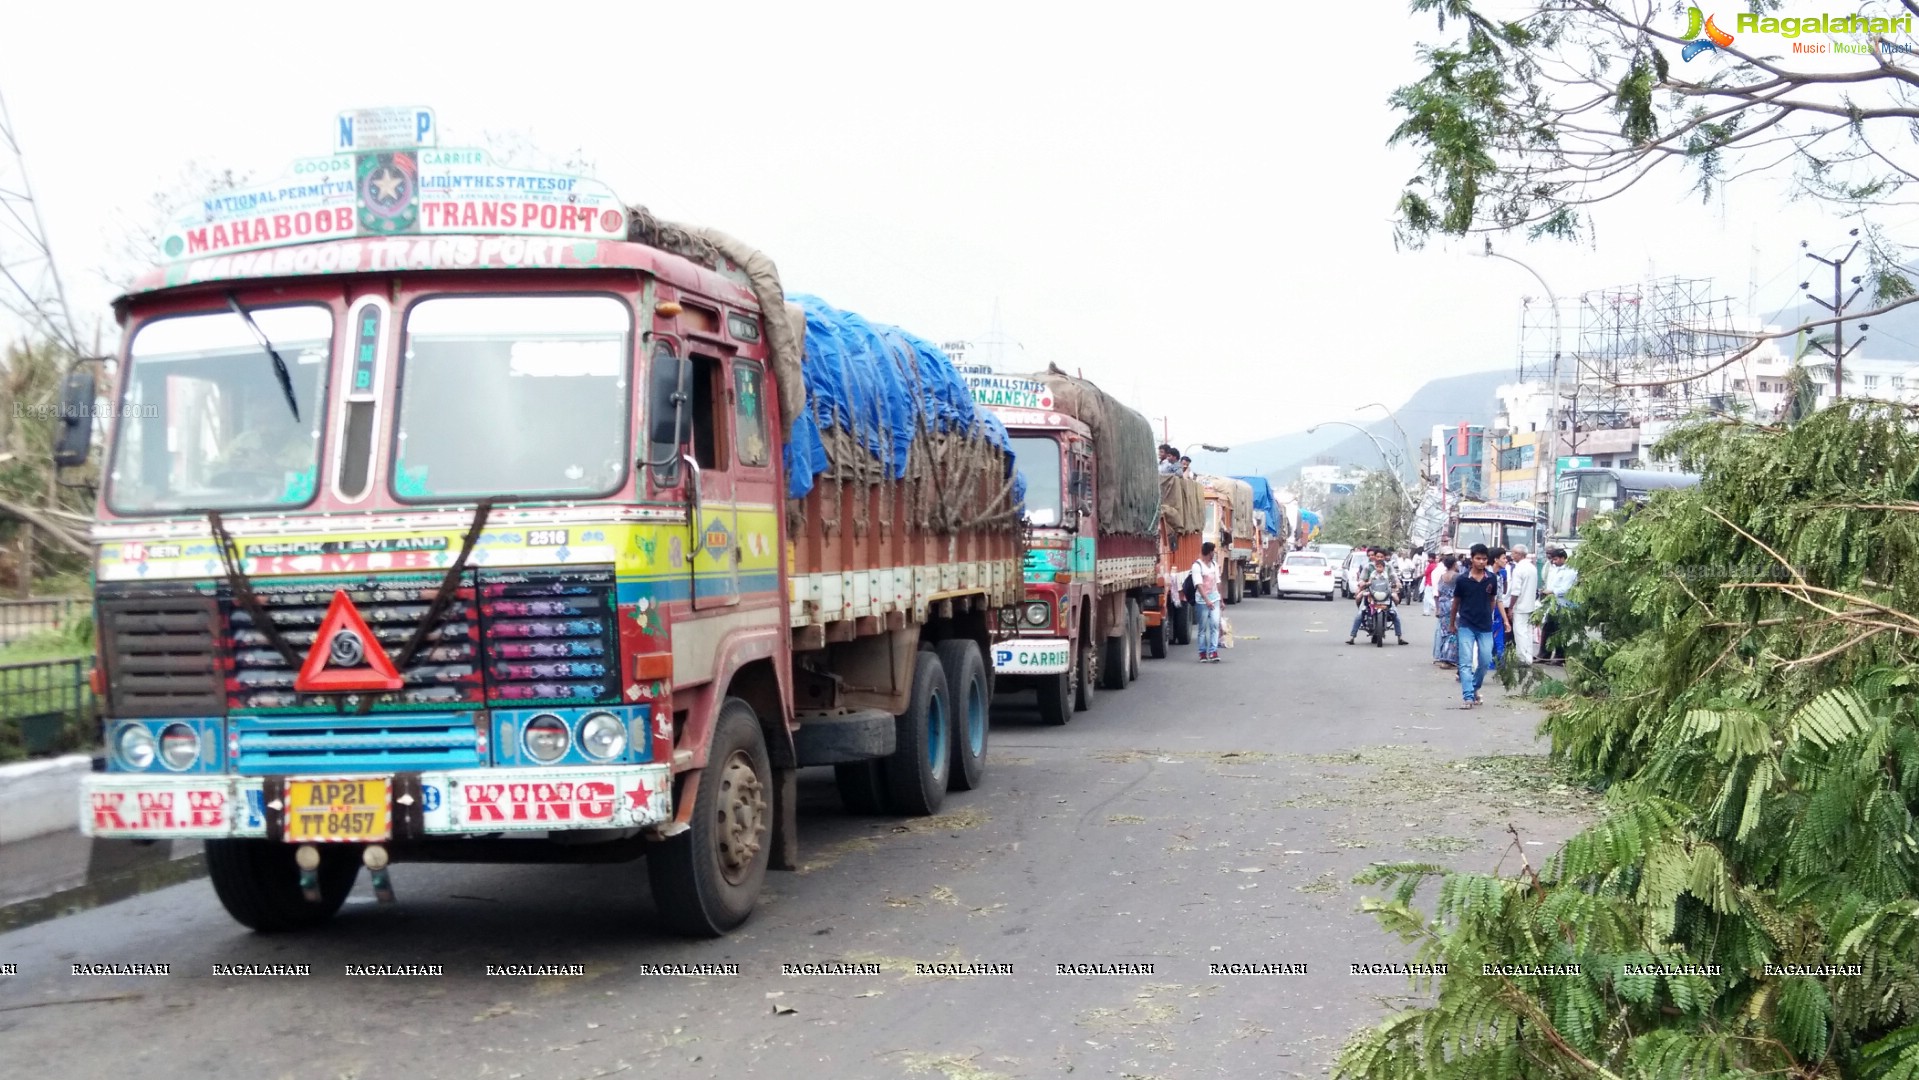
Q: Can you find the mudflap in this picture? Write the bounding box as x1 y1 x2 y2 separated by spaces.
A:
771 766 799 871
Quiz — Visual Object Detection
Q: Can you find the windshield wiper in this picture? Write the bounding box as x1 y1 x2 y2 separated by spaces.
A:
225 291 300 423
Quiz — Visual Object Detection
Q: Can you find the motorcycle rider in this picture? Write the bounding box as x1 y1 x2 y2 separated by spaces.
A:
1346 548 1409 645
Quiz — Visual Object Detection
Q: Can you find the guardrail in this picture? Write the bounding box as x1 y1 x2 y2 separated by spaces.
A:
0 597 88 645
0 656 97 761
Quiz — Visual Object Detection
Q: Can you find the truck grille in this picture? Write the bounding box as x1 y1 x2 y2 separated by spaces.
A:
98 591 225 717
479 568 619 705
230 712 484 773
223 572 484 712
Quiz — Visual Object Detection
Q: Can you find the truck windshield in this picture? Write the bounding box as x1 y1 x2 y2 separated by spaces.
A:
1453 522 1496 549
107 305 332 515
393 295 631 501
1009 436 1062 526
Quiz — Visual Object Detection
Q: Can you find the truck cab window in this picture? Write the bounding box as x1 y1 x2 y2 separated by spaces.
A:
689 354 726 471
733 361 769 468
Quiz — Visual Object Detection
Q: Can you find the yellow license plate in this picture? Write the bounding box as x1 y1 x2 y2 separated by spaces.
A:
284 779 391 843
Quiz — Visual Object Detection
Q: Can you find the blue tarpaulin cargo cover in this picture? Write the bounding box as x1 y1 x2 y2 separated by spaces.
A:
783 294 1020 505
1232 475 1281 536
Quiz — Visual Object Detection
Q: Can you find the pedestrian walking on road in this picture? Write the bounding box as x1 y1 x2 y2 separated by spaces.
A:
1506 546 1540 665
1540 548 1578 663
1448 544 1508 708
1191 541 1224 663
1487 546 1509 660
1431 553 1459 667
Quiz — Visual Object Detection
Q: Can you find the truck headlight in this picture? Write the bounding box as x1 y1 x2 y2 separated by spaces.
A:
998 608 1019 628
116 725 156 770
578 712 627 761
1024 601 1050 627
158 723 200 770
522 714 571 763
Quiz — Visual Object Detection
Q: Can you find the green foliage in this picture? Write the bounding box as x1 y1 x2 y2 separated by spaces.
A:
1388 1 1917 314
1336 405 1919 1078
1319 470 1414 550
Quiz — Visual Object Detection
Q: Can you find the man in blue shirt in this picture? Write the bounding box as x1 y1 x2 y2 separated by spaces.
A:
1446 543 1509 708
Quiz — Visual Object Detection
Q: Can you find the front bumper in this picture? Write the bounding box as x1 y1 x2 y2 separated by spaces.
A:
80 764 674 841
991 638 1072 675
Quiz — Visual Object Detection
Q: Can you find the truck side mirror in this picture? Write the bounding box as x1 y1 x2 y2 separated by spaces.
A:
645 350 688 466
52 370 95 468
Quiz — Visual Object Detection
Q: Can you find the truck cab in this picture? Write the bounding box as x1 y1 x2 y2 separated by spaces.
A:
977 400 1100 725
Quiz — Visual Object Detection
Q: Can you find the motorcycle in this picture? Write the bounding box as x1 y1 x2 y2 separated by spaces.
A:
1364 578 1396 647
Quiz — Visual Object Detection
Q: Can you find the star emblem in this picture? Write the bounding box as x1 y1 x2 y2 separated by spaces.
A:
624 778 652 808
371 168 404 200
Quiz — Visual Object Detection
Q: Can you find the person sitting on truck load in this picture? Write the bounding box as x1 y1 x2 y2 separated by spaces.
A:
1191 541 1224 663
1159 445 1182 475
1347 550 1409 645
1179 455 1193 476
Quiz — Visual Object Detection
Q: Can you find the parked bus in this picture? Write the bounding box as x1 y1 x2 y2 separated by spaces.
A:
1549 467 1700 551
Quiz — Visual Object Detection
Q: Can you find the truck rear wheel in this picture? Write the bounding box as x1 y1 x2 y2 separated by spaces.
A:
1146 620 1167 660
648 698 772 936
1099 630 1127 690
1171 604 1191 646
1125 600 1142 682
884 650 950 816
1073 638 1097 712
206 838 361 933
936 639 989 792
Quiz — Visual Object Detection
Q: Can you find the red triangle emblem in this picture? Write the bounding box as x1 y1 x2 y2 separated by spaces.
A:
294 589 405 693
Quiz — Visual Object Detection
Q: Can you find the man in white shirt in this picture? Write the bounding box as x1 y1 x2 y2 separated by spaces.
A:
1158 445 1181 475
1190 541 1224 663
1540 548 1578 663
1505 546 1540 664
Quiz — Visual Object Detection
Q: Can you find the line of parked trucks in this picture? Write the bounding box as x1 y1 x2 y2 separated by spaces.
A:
60 109 1293 940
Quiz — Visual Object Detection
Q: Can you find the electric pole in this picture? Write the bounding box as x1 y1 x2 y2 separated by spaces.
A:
1803 232 1869 399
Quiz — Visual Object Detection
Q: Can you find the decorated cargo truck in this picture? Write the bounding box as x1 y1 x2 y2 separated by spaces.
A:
69 109 1024 938
963 365 1160 724
1197 475 1256 603
1150 472 1207 651
1231 475 1282 597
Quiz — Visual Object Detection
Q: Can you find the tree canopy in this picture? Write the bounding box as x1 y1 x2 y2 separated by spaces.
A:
1390 0 1919 326
1319 470 1415 549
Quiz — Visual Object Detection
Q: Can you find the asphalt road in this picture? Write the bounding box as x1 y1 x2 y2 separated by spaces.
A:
0 594 1595 1079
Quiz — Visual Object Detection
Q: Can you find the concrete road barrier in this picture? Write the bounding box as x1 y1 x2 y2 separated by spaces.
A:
0 753 91 844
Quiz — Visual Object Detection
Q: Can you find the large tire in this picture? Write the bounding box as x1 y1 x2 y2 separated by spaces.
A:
884 651 951 816
1169 604 1189 646
1125 601 1142 682
834 761 888 815
936 639 989 793
648 698 773 936
1146 621 1167 659
206 838 361 933
1099 629 1127 690
1073 636 1097 712
1037 668 1072 725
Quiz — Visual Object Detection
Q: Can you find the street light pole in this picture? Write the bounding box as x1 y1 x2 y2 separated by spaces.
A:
1308 421 1416 510
1483 243 1563 512
1356 402 1414 482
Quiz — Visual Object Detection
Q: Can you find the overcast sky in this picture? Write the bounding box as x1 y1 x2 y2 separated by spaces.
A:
2 0 1895 449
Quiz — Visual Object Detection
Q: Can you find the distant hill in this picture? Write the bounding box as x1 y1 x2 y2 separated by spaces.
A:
1186 369 1511 484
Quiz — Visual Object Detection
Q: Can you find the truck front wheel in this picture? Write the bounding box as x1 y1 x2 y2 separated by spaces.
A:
649 698 772 937
884 650 951 816
1125 600 1142 680
206 838 361 933
1037 668 1073 725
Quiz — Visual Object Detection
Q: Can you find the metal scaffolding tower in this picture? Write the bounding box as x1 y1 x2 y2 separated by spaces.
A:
0 88 84 360
1563 276 1744 429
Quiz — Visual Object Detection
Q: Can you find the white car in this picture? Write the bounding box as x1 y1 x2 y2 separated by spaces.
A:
1341 550 1372 597
1276 551 1337 599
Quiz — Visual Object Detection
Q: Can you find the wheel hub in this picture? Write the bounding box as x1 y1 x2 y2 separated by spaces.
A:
714 749 768 885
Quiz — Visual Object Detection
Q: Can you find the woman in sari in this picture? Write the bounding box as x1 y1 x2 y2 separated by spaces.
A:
1431 553 1459 667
